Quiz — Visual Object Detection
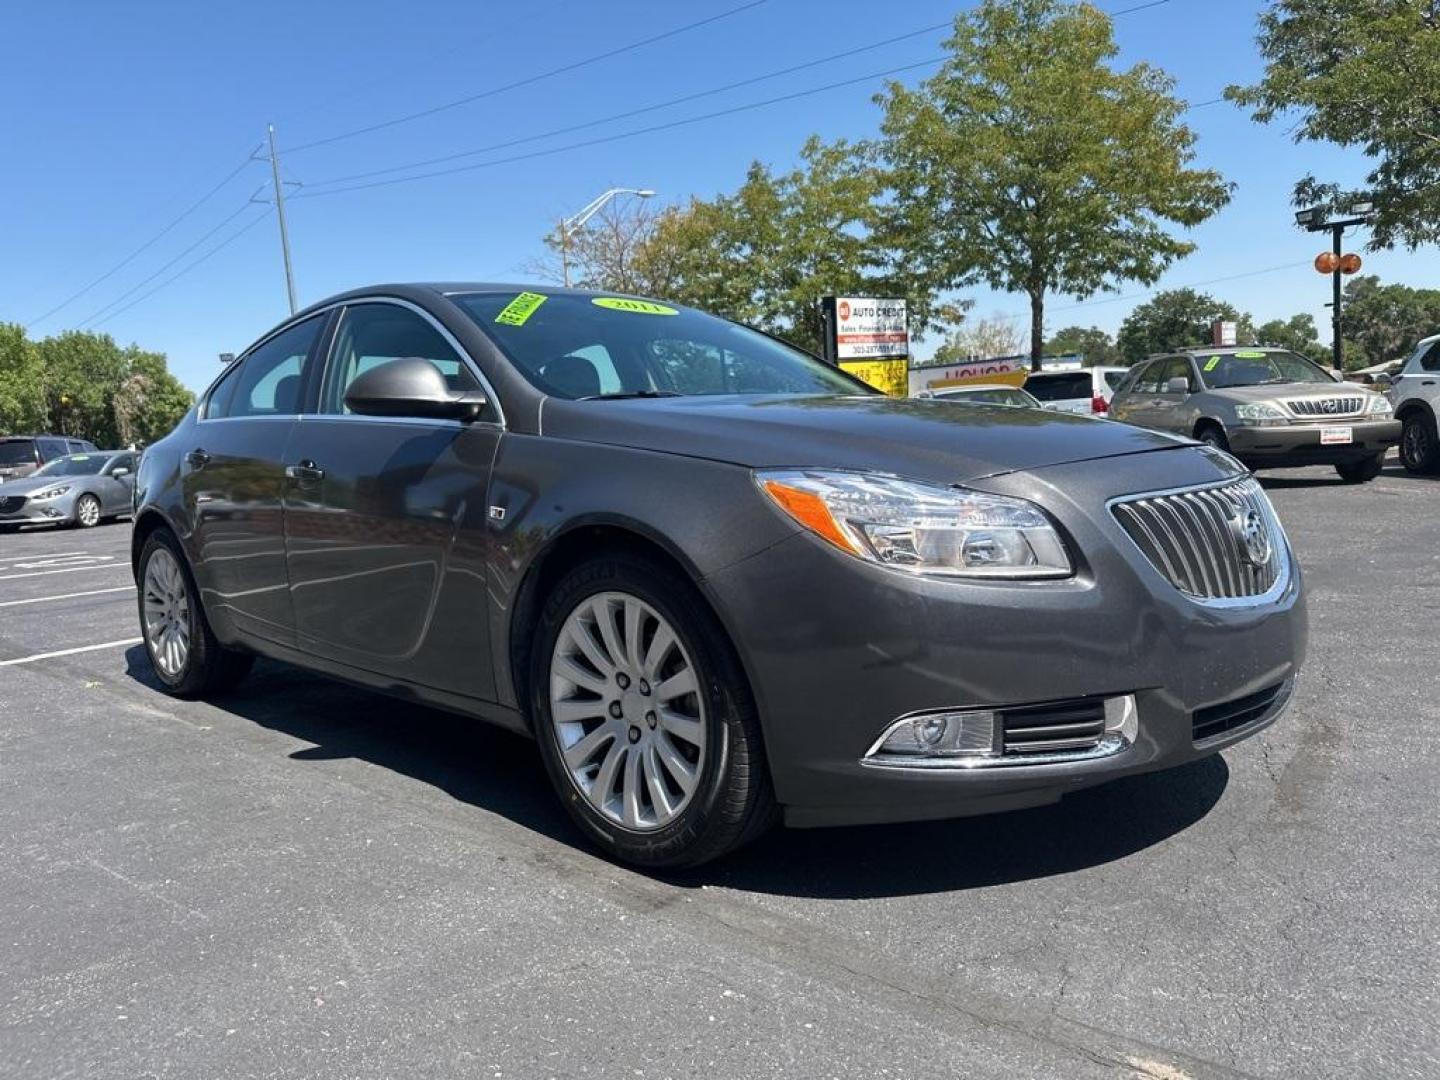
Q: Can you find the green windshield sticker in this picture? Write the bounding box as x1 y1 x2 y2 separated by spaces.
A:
1233 350 1267 359
592 297 678 316
1204 356 1221 371
494 291 548 327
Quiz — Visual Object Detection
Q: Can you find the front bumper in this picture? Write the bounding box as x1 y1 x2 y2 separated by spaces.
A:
704 448 1307 828
1227 418 1400 466
0 496 74 526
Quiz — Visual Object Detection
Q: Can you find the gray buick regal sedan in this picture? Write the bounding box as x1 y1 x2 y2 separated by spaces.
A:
132 285 1306 867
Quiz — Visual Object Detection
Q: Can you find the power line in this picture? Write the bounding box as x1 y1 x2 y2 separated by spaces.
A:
24 148 260 330
89 208 274 330
281 0 769 155
301 21 960 191
75 198 260 329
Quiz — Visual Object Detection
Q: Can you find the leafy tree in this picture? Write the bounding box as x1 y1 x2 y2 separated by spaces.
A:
528 198 669 295
0 323 48 435
931 313 1024 362
629 138 959 354
1226 0 1440 250
1254 313 1329 366
1044 325 1122 366
1339 275 1440 364
35 331 128 444
873 0 1231 371
1115 289 1255 363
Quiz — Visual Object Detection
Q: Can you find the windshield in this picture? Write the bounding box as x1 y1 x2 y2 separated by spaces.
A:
0 441 37 467
455 291 873 399
936 387 1034 407
34 453 107 477
1199 350 1337 389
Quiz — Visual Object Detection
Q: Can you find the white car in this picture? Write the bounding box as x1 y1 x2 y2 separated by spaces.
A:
918 384 1042 408
1024 367 1130 416
1385 332 1440 473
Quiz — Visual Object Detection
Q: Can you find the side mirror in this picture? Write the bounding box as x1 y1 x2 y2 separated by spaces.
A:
344 356 488 422
110 467 130 478
1165 376 1191 396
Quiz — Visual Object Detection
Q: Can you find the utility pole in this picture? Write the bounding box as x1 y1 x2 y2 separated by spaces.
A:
559 220 571 288
267 124 298 315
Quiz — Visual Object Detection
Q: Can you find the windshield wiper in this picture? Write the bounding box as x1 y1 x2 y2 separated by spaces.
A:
578 390 684 401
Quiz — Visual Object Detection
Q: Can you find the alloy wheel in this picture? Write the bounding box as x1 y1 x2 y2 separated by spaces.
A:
76 495 100 527
548 591 706 832
1402 417 1432 470
143 548 192 678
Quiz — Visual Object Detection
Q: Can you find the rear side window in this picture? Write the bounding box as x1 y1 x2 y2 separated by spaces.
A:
319 303 481 415
1103 370 1127 391
213 315 325 419
1025 372 1091 402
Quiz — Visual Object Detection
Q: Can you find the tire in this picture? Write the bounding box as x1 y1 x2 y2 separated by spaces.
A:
73 494 101 528
530 553 776 868
136 529 254 697
1335 454 1384 483
1196 424 1229 452
1399 412 1440 475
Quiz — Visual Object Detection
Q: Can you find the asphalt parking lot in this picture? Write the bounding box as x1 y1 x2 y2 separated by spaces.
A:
2 463 1437 1080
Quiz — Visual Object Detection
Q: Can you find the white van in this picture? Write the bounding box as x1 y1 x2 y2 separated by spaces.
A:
1025 366 1130 416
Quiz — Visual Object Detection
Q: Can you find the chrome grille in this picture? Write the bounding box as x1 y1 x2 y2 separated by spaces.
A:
0 495 25 515
1112 478 1283 601
1287 396 1363 417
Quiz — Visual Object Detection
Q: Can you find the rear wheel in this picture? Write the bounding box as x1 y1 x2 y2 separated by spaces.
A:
1399 412 1440 474
137 530 253 697
531 553 775 868
74 494 101 528
1335 454 1385 483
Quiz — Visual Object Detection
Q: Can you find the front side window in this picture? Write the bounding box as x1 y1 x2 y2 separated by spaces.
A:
34 453 106 477
1198 349 1336 389
214 315 324 420
38 438 67 460
1155 358 1193 393
319 303 481 415
454 292 870 400
106 453 136 474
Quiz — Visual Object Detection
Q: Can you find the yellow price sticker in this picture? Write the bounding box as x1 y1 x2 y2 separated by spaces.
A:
495 291 548 326
1204 356 1221 371
592 297 678 316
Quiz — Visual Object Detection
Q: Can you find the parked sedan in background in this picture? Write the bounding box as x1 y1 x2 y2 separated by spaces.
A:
131 284 1305 868
0 450 137 530
1109 347 1399 482
917 384 1042 408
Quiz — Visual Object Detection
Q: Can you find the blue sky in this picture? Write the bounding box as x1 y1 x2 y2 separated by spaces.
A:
4 0 1435 391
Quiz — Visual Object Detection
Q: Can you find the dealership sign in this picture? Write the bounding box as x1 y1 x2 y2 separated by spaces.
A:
832 297 908 359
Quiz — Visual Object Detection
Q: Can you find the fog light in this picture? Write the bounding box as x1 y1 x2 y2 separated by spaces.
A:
877 710 998 757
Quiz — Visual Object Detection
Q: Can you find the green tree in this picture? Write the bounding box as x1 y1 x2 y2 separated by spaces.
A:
35 331 128 444
1339 275 1440 364
1254 313 1329 365
1226 0 1440 250
931 313 1024 363
1115 289 1255 363
1044 325 1122 366
0 323 48 435
874 0 1231 371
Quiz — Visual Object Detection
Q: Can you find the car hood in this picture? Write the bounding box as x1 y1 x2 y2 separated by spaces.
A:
541 394 1191 483
1207 382 1374 403
0 476 75 496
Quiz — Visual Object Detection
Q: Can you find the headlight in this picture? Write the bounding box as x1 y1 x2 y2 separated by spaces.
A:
1234 402 1288 425
1367 394 1393 416
31 485 71 499
756 470 1072 579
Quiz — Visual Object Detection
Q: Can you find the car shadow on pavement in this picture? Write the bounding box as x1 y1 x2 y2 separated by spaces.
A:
124 647 1229 898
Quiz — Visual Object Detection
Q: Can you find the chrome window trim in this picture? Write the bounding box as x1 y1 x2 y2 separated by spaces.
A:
315 296 506 429
1107 475 1294 610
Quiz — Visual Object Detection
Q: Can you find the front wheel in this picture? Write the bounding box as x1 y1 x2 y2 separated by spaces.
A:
1196 424 1230 452
1335 454 1385 483
531 554 775 868
137 530 254 697
1399 413 1440 474
74 494 101 528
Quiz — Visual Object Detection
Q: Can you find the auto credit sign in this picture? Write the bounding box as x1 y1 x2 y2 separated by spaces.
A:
833 297 908 359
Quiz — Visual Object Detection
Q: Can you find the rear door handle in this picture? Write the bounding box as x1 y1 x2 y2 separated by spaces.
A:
285 460 325 483
186 449 211 469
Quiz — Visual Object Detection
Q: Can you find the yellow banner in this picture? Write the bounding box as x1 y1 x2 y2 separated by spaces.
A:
840 357 908 397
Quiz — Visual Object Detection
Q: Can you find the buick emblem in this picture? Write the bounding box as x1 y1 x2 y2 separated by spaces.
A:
1233 508 1271 567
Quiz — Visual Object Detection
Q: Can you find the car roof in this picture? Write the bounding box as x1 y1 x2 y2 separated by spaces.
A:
291 282 678 321
935 383 1027 392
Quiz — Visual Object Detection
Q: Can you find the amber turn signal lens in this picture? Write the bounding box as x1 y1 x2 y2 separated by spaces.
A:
1314 251 1340 274
761 480 861 555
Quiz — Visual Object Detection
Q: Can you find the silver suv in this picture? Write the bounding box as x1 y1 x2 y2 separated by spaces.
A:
1109 347 1399 483
1384 333 1440 474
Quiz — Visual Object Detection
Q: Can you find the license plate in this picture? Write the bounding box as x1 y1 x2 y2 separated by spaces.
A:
1320 426 1353 445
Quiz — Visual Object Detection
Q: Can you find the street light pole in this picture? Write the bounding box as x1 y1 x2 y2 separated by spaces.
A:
1296 203 1372 376
1330 222 1343 374
557 187 656 288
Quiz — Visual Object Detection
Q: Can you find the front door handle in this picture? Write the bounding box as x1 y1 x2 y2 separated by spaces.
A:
1423 380 1436 386
186 449 211 469
285 460 325 483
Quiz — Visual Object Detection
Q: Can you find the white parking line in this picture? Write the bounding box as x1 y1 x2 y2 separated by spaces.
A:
0 563 128 582
0 585 135 609
0 638 143 667
0 550 89 564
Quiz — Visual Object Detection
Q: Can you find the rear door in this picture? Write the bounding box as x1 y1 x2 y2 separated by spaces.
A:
185 314 328 647
282 299 503 698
